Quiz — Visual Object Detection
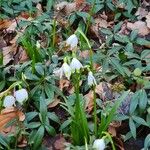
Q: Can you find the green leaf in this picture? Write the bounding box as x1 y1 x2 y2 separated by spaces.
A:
144 134 150 149
40 97 47 124
47 112 60 124
125 42 134 52
114 114 129 121
129 91 139 114
129 118 136 139
33 125 45 149
69 14 76 25
45 124 56 136
26 122 41 129
46 0 55 11
136 38 150 46
101 28 112 35
110 58 125 76
114 22 123 33
130 30 138 41
0 134 9 149
45 83 54 104
141 50 150 59
132 116 148 126
35 64 44 76
60 119 72 131
139 89 147 110
26 112 39 122
0 81 5 91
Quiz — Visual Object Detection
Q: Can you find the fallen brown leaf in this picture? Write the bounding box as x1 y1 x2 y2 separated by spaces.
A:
146 12 150 29
48 96 60 108
127 21 150 36
135 7 148 20
84 91 94 113
0 107 25 132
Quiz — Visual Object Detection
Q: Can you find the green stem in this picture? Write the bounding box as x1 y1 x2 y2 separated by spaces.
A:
90 48 94 72
85 0 96 35
52 18 56 48
93 86 97 137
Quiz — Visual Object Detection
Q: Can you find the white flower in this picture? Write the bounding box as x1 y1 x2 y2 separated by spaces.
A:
70 58 83 73
3 95 16 108
66 34 78 49
88 71 97 86
36 41 40 49
14 89 28 104
93 139 105 150
53 62 71 80
62 62 71 80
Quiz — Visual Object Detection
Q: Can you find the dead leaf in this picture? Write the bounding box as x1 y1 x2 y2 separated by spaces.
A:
0 107 25 133
79 50 89 59
53 135 66 150
135 7 148 20
55 2 76 15
84 91 94 113
146 12 150 29
0 19 13 30
95 82 113 101
2 44 17 65
108 121 121 137
75 0 85 8
127 21 150 36
48 97 60 108
59 79 70 91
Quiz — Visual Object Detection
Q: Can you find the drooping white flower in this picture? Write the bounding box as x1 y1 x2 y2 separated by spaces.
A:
93 139 106 150
62 62 71 80
3 95 16 108
70 58 83 73
88 71 97 86
36 41 40 49
66 34 78 49
14 89 28 104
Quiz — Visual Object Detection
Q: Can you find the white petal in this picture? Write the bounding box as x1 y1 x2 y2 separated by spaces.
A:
66 34 78 49
14 89 28 104
88 71 97 86
93 139 105 150
36 41 40 49
62 62 71 80
70 58 83 73
3 95 16 108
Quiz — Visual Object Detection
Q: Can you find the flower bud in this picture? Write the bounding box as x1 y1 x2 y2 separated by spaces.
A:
93 139 106 150
3 95 15 108
62 62 71 80
36 41 41 49
70 58 83 73
14 89 28 104
88 71 97 87
66 34 78 49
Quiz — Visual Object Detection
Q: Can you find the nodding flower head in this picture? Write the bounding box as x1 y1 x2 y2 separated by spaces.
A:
87 71 97 87
36 41 41 49
14 89 28 105
62 62 71 80
3 95 16 108
93 139 106 150
70 58 83 73
66 34 78 50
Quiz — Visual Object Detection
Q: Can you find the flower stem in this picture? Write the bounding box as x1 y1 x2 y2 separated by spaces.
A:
52 18 56 48
90 48 94 72
85 0 96 35
93 85 97 137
